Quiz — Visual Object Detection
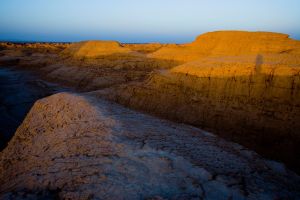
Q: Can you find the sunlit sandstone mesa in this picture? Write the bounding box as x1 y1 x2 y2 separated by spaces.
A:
149 31 300 62
62 40 168 58
98 31 300 173
56 40 176 90
62 40 134 58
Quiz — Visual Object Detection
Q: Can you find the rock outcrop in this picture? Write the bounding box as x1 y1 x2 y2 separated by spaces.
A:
62 40 134 58
1 93 299 199
96 31 300 173
149 31 300 62
0 41 178 92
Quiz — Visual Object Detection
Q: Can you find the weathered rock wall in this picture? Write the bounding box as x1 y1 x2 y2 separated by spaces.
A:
97 54 300 172
1 93 299 199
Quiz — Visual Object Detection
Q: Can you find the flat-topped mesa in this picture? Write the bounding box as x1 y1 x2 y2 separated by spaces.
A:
62 40 135 58
149 31 300 62
191 31 300 55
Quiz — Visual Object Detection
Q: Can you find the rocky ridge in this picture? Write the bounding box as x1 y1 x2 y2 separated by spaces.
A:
0 92 299 199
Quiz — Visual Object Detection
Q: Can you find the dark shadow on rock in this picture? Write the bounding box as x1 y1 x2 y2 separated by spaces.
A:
4 188 61 200
255 54 263 75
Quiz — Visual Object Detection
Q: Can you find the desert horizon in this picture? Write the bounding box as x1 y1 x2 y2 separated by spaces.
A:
2 30 300 44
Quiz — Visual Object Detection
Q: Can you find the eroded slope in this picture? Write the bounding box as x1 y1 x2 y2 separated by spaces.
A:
0 93 299 199
62 40 134 58
95 32 300 173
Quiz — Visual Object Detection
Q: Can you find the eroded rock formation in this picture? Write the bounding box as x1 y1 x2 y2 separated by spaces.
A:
0 41 178 91
62 40 134 58
0 93 299 199
1 30 300 183
149 31 300 62
93 32 300 173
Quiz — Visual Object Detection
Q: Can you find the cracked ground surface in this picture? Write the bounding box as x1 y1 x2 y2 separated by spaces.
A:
0 92 299 200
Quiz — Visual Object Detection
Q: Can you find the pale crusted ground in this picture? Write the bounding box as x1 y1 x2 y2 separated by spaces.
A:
0 93 299 200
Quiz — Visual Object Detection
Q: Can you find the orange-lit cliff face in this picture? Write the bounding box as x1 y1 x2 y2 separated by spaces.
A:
95 31 300 173
62 40 134 58
149 31 300 62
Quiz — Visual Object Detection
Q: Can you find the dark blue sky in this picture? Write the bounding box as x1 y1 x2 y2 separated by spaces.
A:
0 0 299 43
